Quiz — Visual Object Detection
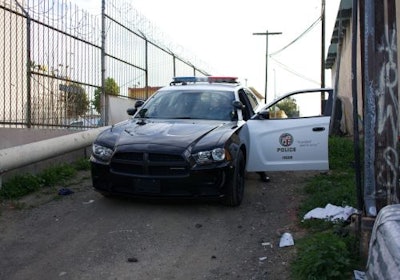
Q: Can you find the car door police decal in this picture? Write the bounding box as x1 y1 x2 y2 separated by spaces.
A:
277 133 296 153
297 140 319 147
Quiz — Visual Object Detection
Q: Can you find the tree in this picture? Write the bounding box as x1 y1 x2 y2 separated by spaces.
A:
276 96 299 117
66 83 90 117
92 77 120 113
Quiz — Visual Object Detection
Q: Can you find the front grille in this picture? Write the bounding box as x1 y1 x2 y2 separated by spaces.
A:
111 151 188 177
148 153 183 162
114 152 143 161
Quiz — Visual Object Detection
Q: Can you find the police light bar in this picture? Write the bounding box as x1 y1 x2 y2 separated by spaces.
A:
172 76 207 83
208 76 238 83
171 76 238 85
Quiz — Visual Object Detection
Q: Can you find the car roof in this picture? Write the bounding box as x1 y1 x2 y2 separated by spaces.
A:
158 76 243 92
159 83 239 92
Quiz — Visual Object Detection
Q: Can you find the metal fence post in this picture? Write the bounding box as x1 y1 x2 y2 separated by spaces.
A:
101 0 107 126
15 0 32 127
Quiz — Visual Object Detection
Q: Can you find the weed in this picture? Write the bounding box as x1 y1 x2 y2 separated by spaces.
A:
328 136 358 171
40 165 76 186
291 136 360 279
0 174 42 199
291 232 352 280
299 172 357 219
0 158 89 200
72 158 91 171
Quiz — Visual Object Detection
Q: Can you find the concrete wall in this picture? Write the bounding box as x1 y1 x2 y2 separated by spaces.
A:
0 128 83 149
0 88 137 183
108 95 137 125
0 128 91 182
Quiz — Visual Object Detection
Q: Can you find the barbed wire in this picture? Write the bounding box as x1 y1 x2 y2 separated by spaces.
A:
105 0 212 73
15 0 102 44
8 0 212 73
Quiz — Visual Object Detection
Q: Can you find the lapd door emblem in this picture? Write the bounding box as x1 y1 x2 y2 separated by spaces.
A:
279 133 293 147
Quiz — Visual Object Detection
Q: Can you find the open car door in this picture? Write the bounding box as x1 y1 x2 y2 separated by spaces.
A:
243 88 333 172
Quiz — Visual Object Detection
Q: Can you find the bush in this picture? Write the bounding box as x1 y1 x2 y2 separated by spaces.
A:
291 232 352 280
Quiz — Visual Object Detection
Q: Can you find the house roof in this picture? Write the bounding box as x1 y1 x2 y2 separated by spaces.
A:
249 86 265 101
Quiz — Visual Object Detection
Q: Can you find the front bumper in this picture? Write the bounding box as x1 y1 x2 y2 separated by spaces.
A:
90 159 234 199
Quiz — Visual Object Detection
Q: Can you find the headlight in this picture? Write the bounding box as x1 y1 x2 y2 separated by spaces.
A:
194 148 227 164
92 144 113 161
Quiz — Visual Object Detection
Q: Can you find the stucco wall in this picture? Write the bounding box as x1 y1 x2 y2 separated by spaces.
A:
331 10 364 136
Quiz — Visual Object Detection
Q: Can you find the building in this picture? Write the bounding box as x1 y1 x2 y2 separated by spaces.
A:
326 0 400 137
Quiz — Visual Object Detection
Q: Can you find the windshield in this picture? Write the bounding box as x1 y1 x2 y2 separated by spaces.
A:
135 90 236 121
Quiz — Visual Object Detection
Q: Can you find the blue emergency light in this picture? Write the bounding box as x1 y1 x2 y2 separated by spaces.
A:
171 76 238 85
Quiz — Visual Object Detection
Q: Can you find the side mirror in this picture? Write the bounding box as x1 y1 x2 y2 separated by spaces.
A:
255 110 270 120
134 100 145 108
127 100 145 116
232 100 244 109
127 108 137 116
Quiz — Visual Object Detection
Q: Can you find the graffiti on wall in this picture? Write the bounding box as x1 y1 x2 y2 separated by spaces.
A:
375 19 399 207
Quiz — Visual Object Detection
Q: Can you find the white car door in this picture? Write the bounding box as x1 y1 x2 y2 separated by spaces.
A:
243 89 332 172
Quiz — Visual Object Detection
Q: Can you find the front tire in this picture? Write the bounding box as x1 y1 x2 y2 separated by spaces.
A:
223 151 245 207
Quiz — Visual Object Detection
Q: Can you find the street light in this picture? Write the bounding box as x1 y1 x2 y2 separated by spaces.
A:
253 30 282 103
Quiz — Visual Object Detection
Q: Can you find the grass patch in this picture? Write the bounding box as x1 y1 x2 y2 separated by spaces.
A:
0 158 90 200
291 136 361 279
292 232 352 279
299 172 357 219
328 136 357 171
72 158 91 171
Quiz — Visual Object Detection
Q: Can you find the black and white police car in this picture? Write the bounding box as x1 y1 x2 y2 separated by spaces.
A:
90 76 332 206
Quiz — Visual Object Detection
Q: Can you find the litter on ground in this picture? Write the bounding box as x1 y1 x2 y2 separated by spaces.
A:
303 203 359 222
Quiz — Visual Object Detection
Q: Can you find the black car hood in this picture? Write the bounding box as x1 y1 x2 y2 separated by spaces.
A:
114 119 224 149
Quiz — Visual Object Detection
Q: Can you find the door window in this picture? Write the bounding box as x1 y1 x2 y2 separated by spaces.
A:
268 91 329 119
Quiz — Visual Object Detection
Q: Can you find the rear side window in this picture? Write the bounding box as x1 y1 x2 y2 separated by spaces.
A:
244 89 259 111
238 88 256 121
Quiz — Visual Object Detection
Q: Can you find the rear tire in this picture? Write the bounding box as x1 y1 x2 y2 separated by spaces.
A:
223 151 245 207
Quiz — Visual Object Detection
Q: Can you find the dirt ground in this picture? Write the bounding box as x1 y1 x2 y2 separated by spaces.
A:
0 170 318 280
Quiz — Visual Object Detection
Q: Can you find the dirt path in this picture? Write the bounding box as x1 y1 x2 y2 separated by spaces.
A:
0 170 317 280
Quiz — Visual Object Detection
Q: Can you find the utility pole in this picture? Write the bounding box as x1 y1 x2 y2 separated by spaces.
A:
321 0 326 88
321 0 326 115
253 30 282 103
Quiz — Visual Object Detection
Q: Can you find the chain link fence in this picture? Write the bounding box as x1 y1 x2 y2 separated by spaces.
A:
0 0 210 129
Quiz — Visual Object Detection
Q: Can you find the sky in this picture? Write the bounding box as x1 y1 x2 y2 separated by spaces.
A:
71 0 341 102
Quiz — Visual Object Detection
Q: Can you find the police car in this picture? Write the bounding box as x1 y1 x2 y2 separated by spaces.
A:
90 76 332 206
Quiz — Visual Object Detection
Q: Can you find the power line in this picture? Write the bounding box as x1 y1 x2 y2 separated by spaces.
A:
270 56 320 86
270 16 322 57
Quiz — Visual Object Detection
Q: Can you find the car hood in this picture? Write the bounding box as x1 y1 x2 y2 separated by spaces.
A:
111 119 227 149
